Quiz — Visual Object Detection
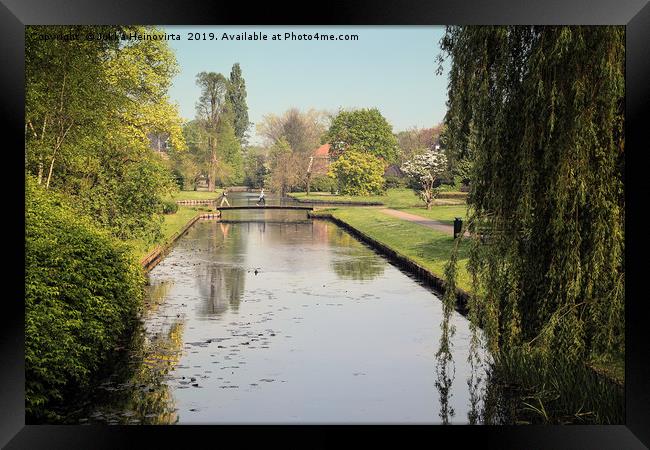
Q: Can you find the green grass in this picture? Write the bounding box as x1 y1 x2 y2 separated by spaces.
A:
166 189 223 202
397 205 469 226
314 207 473 292
437 191 469 199
289 188 424 208
492 347 624 424
588 353 625 386
131 205 207 259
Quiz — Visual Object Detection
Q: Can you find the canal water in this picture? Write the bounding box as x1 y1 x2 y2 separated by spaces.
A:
80 192 496 424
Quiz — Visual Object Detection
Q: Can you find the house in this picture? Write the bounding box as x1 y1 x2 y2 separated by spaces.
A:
384 164 405 178
309 143 331 175
148 132 170 159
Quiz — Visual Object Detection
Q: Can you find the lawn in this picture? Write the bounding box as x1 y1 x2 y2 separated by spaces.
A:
315 207 473 293
131 205 209 259
289 188 424 208
397 205 469 226
166 189 223 202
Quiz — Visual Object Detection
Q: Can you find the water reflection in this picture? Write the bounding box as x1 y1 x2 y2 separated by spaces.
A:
435 297 456 424
78 194 497 423
196 222 246 316
328 227 386 281
73 299 185 424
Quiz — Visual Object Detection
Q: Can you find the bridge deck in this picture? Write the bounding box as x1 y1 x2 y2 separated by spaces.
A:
216 205 313 211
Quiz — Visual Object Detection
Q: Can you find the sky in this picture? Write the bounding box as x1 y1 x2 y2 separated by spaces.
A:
164 26 450 145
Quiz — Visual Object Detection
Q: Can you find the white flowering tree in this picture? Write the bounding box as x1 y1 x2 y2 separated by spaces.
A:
401 149 449 209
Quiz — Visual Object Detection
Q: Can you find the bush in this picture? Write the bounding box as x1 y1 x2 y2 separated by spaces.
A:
25 177 144 422
384 175 407 189
310 174 337 193
329 150 385 195
162 199 178 214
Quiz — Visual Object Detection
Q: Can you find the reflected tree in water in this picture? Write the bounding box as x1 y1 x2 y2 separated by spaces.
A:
76 320 185 425
144 280 174 316
435 313 456 424
193 222 247 316
435 237 461 424
328 228 385 281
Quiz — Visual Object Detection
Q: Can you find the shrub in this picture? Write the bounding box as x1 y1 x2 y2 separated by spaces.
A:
328 150 385 195
162 200 178 214
310 174 337 193
384 175 407 189
25 177 144 422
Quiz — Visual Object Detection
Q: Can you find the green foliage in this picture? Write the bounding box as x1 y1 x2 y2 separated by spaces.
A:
75 152 175 244
227 63 250 143
25 25 185 244
265 137 300 196
328 150 385 195
310 174 338 193
384 175 408 189
214 114 244 185
25 177 144 421
491 347 624 424
324 108 399 163
440 26 625 365
162 200 179 215
243 146 268 188
192 71 245 189
396 125 444 165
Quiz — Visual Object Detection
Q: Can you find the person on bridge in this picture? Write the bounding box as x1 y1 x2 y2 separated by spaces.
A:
219 189 231 207
257 188 265 206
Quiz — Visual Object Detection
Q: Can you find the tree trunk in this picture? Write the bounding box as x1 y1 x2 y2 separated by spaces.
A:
306 172 311 195
37 160 43 185
45 150 57 189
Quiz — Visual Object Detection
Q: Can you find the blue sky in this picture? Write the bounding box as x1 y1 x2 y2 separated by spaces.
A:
164 26 450 145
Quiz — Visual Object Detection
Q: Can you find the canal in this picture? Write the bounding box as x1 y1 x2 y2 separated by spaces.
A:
79 192 496 424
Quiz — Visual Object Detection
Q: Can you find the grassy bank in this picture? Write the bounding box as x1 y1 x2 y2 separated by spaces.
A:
131 205 210 259
289 188 423 207
290 189 467 207
313 207 473 292
396 205 469 226
166 189 223 202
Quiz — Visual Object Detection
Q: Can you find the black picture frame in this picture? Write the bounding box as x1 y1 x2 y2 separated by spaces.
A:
3 0 649 448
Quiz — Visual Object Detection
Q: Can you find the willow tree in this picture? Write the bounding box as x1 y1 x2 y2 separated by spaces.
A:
440 26 625 364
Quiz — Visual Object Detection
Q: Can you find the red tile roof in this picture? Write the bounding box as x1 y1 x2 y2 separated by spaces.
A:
313 143 330 157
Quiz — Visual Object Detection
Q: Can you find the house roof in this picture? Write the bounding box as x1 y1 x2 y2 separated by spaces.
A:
313 143 330 158
384 164 405 177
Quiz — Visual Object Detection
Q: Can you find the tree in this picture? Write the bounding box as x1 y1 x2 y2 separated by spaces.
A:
401 149 449 209
324 108 399 163
227 63 250 144
243 146 268 188
265 137 301 197
440 26 625 365
257 108 327 154
328 149 385 195
396 124 444 165
214 112 244 186
257 108 327 191
25 25 185 243
195 71 229 191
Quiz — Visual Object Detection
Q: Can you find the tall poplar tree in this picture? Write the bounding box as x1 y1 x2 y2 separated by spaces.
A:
227 63 250 144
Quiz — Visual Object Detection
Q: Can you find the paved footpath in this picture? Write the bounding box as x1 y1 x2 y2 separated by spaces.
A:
379 208 468 236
